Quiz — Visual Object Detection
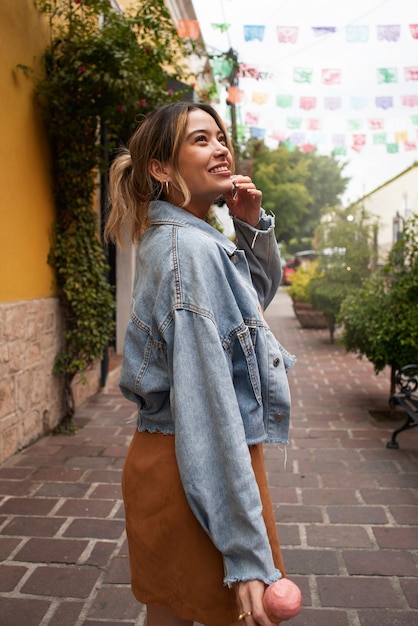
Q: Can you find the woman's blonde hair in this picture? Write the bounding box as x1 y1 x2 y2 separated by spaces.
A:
104 101 234 246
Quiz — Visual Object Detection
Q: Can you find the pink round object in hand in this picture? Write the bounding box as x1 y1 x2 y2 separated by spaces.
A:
264 578 302 622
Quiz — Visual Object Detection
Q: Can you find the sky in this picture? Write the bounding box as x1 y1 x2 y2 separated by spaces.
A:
189 0 418 204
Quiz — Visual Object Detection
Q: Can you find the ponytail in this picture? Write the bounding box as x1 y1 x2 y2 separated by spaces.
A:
104 148 148 246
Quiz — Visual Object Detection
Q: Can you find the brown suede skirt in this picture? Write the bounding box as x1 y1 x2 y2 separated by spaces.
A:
122 430 285 625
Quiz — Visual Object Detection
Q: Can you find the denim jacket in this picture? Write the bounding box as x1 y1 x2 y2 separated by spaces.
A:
120 200 295 586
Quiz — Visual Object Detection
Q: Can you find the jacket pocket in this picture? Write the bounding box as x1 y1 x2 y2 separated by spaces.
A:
236 325 263 406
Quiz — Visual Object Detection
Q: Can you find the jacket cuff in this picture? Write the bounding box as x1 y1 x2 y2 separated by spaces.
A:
232 208 274 233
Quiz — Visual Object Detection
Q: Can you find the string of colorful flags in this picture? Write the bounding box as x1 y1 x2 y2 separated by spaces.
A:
177 20 418 42
226 93 418 108
177 19 418 155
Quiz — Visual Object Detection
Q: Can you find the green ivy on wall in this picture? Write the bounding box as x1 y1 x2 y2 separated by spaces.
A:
21 0 196 429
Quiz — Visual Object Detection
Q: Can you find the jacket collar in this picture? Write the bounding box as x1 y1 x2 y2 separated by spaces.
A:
148 200 237 256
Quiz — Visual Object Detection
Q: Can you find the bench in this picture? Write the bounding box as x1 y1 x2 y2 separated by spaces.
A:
387 364 418 449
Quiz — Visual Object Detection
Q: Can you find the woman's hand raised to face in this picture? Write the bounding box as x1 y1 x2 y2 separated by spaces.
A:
225 175 262 227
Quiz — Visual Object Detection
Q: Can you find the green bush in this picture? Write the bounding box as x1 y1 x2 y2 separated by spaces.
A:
340 213 418 392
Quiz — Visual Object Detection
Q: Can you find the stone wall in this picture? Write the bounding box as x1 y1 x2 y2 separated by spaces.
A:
0 298 100 464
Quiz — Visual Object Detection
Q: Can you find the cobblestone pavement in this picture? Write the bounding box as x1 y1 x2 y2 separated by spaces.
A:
0 289 417 626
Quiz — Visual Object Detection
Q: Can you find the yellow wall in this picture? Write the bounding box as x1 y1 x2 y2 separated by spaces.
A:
0 0 55 302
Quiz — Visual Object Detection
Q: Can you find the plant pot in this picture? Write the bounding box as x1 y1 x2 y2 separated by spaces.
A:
292 300 328 329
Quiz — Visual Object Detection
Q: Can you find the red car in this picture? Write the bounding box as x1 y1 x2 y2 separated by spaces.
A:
282 250 318 286
282 257 297 285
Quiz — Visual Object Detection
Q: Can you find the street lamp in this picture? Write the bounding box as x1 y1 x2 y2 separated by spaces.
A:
224 48 239 154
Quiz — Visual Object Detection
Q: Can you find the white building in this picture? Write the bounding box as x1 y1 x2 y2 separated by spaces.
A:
350 161 418 262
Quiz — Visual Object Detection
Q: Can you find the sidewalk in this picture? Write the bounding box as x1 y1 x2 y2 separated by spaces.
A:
1 289 417 626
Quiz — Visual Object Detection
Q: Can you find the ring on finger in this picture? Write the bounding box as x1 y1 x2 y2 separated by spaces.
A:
238 610 252 620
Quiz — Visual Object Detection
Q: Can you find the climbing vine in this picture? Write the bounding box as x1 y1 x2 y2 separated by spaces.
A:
22 0 195 428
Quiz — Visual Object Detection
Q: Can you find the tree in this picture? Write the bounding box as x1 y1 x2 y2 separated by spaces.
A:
302 153 349 238
340 213 418 393
247 140 348 242
308 206 375 342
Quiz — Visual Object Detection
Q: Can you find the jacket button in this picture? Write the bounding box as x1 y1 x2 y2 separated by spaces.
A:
231 255 238 264
273 357 280 367
274 413 283 421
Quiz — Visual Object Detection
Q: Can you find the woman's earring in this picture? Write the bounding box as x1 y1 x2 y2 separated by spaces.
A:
164 180 169 196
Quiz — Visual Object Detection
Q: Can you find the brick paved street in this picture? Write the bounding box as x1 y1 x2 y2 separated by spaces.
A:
0 289 417 626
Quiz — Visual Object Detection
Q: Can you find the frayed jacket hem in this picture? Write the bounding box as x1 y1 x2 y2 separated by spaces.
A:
224 569 283 588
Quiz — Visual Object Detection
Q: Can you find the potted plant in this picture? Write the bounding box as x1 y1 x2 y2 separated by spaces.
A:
287 261 328 329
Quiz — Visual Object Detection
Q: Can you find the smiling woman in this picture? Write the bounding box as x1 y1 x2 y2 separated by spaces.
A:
105 101 295 626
